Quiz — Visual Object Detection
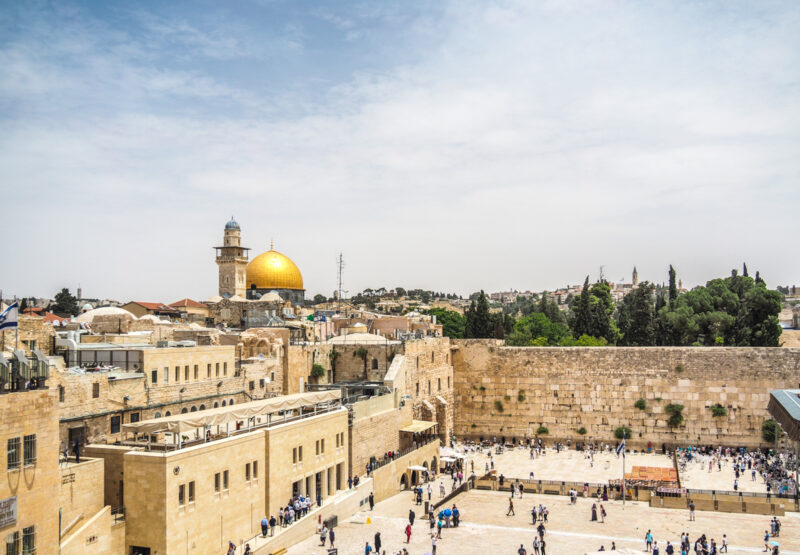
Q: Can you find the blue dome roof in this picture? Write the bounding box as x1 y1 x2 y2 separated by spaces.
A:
225 217 240 230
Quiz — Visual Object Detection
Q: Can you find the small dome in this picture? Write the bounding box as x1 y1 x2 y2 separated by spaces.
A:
81 303 94 312
225 217 240 230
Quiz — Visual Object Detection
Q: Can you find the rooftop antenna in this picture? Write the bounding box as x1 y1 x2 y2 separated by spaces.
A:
599 265 606 283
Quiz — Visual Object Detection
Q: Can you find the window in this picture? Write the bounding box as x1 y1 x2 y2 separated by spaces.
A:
431 352 434 363
229 399 234 406
223 362 227 376
188 481 195 503
151 370 158 384
110 416 121 434
174 367 179 383
315 440 319 455
335 434 339 448
58 386 65 403
215 363 219 377
92 383 100 398
154 412 162 419
252 460 258 479
165 411 171 417
193 365 198 380
214 472 221 493
23 435 36 465
249 381 254 391
190 406 197 412
6 531 20 554
438 378 441 391
129 412 140 423
178 484 186 506
22 526 34 555
371 358 378 370
199 405 205 410
7 437 20 470
298 446 302 462
321 439 325 454
447 376 450 388
223 470 229 490
292 447 297 464
245 462 251 481
164 367 169 384
207 364 211 378
181 408 188 414
184 366 189 381
416 383 419 396
428 380 431 395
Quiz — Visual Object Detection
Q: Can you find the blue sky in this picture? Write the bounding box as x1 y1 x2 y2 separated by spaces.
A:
1 1 799 302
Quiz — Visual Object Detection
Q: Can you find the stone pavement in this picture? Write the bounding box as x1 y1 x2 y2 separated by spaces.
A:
286 489 799 555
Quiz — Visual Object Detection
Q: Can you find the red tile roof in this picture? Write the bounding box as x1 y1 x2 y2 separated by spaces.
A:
130 301 178 312
42 312 68 324
169 298 207 309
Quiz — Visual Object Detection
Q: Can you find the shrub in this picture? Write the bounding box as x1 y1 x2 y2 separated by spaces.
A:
494 400 504 413
536 425 549 435
654 397 662 403
710 404 727 417
614 426 632 440
665 403 684 428
504 395 511 401
310 363 326 379
518 390 526 402
675 364 684 373
471 423 477 428
634 398 647 411
479 386 486 391
577 427 587 435
762 419 781 443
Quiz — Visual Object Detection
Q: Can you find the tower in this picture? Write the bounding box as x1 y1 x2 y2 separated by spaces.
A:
632 266 639 286
215 217 250 298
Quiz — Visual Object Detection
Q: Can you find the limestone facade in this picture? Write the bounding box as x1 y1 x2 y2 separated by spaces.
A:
452 341 800 448
0 315 55 356
349 393 412 476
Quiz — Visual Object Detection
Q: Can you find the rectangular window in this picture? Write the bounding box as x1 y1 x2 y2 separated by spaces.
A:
438 378 441 391
151 370 158 384
223 470 229 490
193 365 198 380
110 415 121 434
335 434 339 448
207 363 211 378
214 472 220 493
129 412 140 423
292 447 297 464
223 362 227 376
416 383 419 396
58 385 65 403
447 376 450 388
7 437 20 470
428 380 431 395
175 367 179 383
6 531 20 555
22 526 34 555
164 367 169 384
321 439 325 454
215 363 219 377
178 484 186 506
298 446 302 462
245 462 251 481
315 440 319 455
23 435 36 466
188 481 195 503
184 366 189 381
252 460 258 479
249 381 254 391
92 382 100 398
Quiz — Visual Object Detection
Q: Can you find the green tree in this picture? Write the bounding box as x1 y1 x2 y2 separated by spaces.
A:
617 282 656 345
508 312 569 346
52 288 79 316
570 276 592 337
465 290 492 338
425 308 466 338
668 265 678 307
312 294 327 304
19 298 28 314
395 287 406 297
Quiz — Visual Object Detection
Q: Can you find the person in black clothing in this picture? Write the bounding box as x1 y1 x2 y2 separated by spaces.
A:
409 509 415 526
374 531 381 552
369 492 375 510
72 440 81 463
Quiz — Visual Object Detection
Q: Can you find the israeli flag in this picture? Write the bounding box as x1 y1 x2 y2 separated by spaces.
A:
616 438 626 457
0 302 19 331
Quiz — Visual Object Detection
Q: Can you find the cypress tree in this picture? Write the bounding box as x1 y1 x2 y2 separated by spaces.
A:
668 265 677 307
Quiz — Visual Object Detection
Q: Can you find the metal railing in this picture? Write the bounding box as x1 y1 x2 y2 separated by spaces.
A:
367 436 439 474
111 506 125 524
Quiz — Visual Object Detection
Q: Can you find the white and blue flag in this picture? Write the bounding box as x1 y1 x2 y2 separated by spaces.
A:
0 302 19 331
616 438 626 457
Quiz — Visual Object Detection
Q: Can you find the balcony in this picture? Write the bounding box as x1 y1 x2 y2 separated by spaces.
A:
0 350 50 394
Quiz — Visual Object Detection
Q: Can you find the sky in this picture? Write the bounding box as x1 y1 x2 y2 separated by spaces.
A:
1 0 799 302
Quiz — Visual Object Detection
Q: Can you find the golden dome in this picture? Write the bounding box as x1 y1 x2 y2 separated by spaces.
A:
246 247 304 291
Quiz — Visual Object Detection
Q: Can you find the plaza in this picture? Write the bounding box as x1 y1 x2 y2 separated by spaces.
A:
286 488 800 554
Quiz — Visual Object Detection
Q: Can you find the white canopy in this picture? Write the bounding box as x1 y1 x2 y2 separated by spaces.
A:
408 465 428 471
122 390 341 435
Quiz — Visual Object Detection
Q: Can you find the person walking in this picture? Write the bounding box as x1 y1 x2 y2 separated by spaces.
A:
532 536 540 555
431 533 438 555
320 525 328 546
365 541 373 554
269 514 276 536
405 523 412 543
720 534 727 553
518 544 528 555
645 530 653 552
540 538 546 555
507 497 515 516
261 515 269 538
427 483 433 501
409 508 415 526
329 527 335 548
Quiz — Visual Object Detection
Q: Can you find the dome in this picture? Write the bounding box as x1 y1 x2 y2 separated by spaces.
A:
74 306 136 323
225 217 240 230
246 248 304 291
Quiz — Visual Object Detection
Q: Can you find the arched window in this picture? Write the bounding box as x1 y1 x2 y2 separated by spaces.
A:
199 404 206 411
165 411 171 417
181 408 188 414
190 406 197 412
154 412 162 419
214 402 219 408
371 358 378 370
222 401 226 407
229 399 234 406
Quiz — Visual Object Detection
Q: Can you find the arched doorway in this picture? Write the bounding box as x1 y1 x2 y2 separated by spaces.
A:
411 470 419 486
400 474 408 490
431 456 438 473
222 400 226 407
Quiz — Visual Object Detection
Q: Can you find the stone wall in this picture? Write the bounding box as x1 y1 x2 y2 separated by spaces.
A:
0 315 55 355
453 341 800 448
59 457 105 532
399 338 455 443
349 395 410 476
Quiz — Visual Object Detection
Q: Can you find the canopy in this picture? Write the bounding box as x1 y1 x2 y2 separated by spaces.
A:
399 420 437 433
122 390 341 435
440 456 456 463
408 465 427 471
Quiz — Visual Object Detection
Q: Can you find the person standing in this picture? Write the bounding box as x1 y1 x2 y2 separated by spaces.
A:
405 523 412 543
431 533 438 555
261 515 269 538
374 531 381 553
452 504 460 527
409 508 415 526
427 483 433 501
269 514 276 536
320 525 328 546
365 541 372 555
518 544 528 555
600 504 606 523
369 492 375 510
532 536 540 555
540 538 546 555
507 497 515 516
329 527 335 548
645 530 653 552
688 501 695 521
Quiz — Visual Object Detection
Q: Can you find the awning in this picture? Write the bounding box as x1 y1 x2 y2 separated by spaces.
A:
435 395 448 405
440 456 456 463
408 465 427 471
122 390 341 435
399 420 437 433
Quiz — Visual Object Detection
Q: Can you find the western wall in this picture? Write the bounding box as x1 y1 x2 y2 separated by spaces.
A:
452 340 800 448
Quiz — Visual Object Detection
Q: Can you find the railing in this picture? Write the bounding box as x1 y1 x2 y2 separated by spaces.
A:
111 506 125 524
367 436 439 474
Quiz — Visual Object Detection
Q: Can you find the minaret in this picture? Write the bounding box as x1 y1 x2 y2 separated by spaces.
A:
632 266 639 286
215 217 250 298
